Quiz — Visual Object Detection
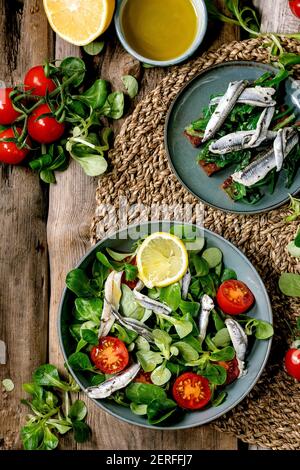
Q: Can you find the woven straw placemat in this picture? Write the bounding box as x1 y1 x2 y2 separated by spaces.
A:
91 37 300 450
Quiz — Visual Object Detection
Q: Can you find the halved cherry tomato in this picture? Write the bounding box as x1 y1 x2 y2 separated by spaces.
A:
172 372 211 410
90 336 129 374
218 357 240 385
28 104 65 144
285 348 300 380
0 127 31 164
289 0 300 18
24 65 56 97
134 371 152 384
0 88 21 125
216 280 254 315
121 256 138 290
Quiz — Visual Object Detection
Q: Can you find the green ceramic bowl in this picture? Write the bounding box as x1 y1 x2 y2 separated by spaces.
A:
58 221 272 430
114 0 208 67
165 61 300 214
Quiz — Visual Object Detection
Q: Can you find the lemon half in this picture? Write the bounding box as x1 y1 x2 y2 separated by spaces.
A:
136 232 189 288
43 0 115 46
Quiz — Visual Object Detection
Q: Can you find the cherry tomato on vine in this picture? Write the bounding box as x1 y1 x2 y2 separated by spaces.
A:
24 65 56 97
0 127 31 164
27 104 65 144
285 348 300 380
134 371 152 384
0 88 21 125
90 336 129 374
172 372 211 410
289 0 300 18
217 357 240 385
216 280 255 315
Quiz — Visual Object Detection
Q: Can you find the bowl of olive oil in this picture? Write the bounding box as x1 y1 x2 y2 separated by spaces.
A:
115 0 208 67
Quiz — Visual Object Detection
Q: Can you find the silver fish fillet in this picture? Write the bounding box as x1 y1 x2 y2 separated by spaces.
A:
181 270 191 300
225 318 248 377
273 128 289 171
110 304 154 342
85 363 141 399
198 294 214 344
98 271 123 338
210 86 276 108
133 290 172 315
247 106 275 147
203 80 248 143
209 130 276 154
232 128 299 187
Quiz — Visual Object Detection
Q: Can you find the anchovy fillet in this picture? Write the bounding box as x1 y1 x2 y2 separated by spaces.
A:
198 295 214 344
181 270 191 300
209 130 276 154
85 363 141 399
210 86 276 108
203 80 248 143
109 303 154 343
133 290 172 315
273 128 289 171
247 106 275 147
98 271 122 338
232 128 299 187
225 318 248 377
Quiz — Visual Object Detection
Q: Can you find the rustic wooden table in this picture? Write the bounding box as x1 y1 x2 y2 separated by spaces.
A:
0 0 299 451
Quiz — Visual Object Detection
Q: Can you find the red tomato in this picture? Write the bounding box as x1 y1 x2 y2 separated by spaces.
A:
27 104 65 144
0 127 31 164
0 88 21 125
289 0 300 18
218 357 240 385
24 65 56 97
216 280 254 315
90 336 129 374
285 348 300 380
121 256 138 289
134 371 152 384
172 372 211 410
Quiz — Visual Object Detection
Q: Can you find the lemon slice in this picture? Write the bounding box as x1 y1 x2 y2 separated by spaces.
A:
137 232 189 288
43 0 115 46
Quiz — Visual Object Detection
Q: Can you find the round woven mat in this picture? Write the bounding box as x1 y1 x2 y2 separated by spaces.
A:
91 37 300 450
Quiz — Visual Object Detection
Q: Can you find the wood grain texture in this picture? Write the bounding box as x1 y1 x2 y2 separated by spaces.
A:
0 0 51 450
47 2 239 451
253 0 300 33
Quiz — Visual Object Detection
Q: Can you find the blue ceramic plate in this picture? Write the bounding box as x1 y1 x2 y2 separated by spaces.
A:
58 221 272 430
165 61 300 214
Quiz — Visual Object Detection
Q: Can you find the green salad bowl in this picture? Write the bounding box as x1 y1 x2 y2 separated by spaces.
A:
58 221 272 430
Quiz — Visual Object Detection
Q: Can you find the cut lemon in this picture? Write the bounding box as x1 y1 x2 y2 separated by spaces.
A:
136 232 189 288
43 0 115 46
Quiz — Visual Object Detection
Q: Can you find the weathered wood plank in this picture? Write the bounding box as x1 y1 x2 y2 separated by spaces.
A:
254 0 300 33
46 2 239 450
0 0 51 450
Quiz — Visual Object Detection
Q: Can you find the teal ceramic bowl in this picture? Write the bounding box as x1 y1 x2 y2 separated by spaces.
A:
114 0 208 67
58 221 272 430
165 61 300 214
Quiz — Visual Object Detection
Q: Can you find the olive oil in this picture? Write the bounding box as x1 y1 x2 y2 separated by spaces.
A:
121 0 198 61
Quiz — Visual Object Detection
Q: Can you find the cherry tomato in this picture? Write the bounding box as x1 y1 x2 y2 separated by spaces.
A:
285 348 300 380
0 88 21 125
289 0 300 18
172 372 211 410
216 280 255 315
0 127 31 164
90 336 129 374
27 104 65 144
218 357 240 385
121 256 138 290
24 65 56 97
134 371 152 384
